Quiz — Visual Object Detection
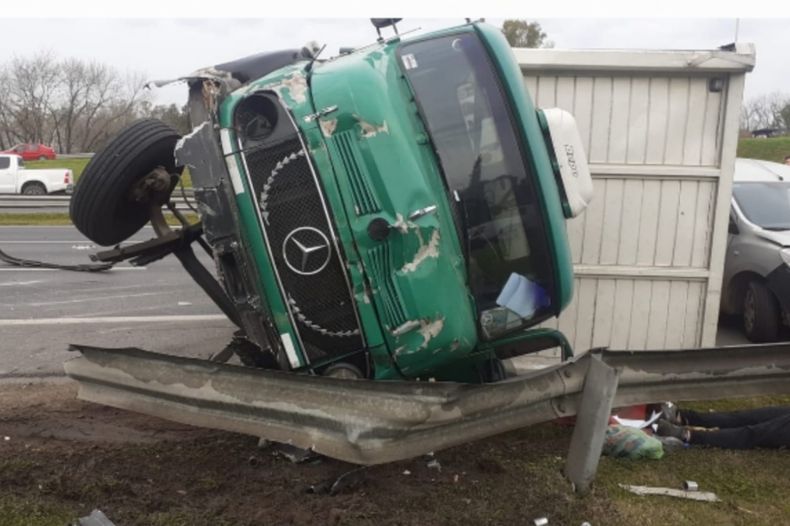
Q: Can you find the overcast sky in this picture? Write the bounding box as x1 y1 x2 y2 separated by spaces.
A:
0 17 786 107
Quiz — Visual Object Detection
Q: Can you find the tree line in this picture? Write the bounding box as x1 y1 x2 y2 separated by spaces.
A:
6 21 780 153
0 21 548 155
0 52 189 154
741 93 790 133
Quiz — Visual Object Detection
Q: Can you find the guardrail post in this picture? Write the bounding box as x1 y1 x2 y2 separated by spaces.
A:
564 354 619 494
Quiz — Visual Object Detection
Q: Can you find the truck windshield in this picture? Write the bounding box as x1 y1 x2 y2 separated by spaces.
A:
734 182 790 231
400 33 555 338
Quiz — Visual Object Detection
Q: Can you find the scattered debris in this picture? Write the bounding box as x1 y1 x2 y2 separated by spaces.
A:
3 436 9 441
618 483 720 502
402 469 411 475
272 443 321 464
309 467 367 495
533 518 549 526
683 480 699 491
453 474 460 483
72 509 116 526
427 459 442 472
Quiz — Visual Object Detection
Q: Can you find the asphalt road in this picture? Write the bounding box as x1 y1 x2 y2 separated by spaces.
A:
0 225 751 379
0 225 236 377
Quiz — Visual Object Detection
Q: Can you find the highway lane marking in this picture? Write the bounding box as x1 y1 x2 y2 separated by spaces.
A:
27 291 169 307
0 280 43 287
0 315 229 326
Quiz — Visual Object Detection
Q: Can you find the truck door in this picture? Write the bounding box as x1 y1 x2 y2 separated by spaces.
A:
0 156 14 193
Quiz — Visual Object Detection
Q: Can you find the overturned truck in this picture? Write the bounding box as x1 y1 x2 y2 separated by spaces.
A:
66 20 790 467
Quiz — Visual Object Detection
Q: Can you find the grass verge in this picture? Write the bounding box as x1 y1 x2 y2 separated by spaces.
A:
0 213 198 227
25 158 192 187
737 136 790 163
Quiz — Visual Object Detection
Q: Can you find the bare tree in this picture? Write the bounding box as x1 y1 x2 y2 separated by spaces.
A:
502 19 553 48
3 52 60 146
741 92 790 132
0 66 15 149
138 101 190 135
77 70 148 152
0 53 149 154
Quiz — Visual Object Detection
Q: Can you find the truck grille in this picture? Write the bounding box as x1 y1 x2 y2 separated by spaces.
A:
330 131 381 215
241 131 363 363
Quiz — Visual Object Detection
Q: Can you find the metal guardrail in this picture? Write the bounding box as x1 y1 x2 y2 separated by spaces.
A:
65 342 790 465
58 153 95 159
0 193 195 212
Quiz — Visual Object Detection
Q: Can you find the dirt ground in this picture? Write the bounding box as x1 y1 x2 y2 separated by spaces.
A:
2 382 790 526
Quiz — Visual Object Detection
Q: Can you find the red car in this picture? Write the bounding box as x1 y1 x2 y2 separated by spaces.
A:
1 143 57 161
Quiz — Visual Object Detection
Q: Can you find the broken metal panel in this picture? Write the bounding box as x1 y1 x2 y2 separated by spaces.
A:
174 119 226 191
65 343 790 465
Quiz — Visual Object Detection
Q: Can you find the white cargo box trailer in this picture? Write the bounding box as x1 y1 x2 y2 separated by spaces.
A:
516 44 755 352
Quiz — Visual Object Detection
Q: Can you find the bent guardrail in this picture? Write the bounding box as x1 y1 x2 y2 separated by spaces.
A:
65 342 790 466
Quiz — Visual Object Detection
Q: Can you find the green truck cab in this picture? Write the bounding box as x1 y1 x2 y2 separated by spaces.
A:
70 20 593 383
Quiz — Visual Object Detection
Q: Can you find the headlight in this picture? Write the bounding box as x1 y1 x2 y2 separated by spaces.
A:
781 248 790 267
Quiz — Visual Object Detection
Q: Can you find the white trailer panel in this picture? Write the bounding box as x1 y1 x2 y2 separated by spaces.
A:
517 44 755 351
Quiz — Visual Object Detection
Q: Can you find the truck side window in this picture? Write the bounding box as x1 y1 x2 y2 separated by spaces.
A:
400 33 556 336
0 157 9 169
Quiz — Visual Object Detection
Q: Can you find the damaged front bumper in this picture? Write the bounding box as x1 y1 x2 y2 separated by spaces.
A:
64 343 790 465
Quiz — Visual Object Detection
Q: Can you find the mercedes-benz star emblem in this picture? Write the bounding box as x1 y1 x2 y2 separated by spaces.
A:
282 227 331 276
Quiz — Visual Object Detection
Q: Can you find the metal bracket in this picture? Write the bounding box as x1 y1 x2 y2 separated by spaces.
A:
564 354 619 494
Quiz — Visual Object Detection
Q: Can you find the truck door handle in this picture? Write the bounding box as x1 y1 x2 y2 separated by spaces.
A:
408 205 438 221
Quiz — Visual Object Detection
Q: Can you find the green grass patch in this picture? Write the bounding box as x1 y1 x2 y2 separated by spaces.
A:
737 136 790 163
0 212 198 227
25 157 192 187
0 495 75 526
25 158 90 179
0 213 74 225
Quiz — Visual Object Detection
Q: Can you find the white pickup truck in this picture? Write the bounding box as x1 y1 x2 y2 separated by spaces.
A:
0 154 73 195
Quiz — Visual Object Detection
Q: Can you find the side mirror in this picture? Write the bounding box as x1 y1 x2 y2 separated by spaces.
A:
728 215 739 235
370 18 402 40
370 18 402 29
537 108 593 218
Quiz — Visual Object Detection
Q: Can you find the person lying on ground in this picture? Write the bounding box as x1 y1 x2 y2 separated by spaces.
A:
655 403 790 449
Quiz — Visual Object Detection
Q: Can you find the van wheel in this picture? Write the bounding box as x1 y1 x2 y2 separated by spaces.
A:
743 280 779 342
69 119 183 246
21 182 46 195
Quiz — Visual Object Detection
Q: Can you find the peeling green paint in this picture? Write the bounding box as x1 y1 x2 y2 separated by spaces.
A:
209 21 575 381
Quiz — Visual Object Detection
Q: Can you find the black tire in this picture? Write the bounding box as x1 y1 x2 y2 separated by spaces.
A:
21 182 46 195
743 280 780 342
69 119 182 246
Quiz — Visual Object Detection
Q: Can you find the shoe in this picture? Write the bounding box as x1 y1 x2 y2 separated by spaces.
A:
655 435 687 452
656 419 690 442
660 402 681 424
